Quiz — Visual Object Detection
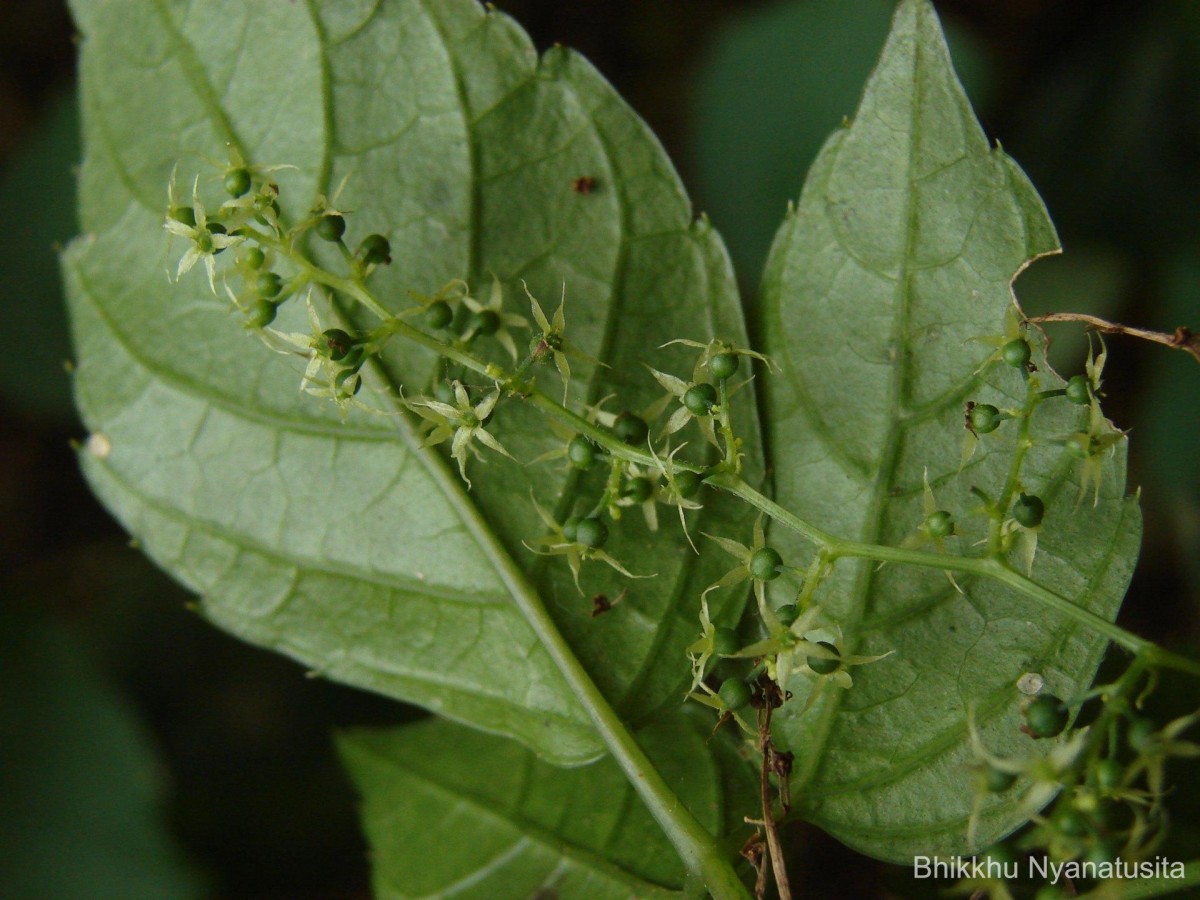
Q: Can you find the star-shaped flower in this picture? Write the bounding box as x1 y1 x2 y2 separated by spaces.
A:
409 381 514 488
164 176 243 292
462 276 529 360
524 494 650 593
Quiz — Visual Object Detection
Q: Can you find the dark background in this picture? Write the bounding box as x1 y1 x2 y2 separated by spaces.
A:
1 1 1196 897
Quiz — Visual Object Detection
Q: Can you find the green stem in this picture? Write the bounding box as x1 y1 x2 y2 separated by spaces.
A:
261 230 1200 683
711 474 1200 680
258 230 749 896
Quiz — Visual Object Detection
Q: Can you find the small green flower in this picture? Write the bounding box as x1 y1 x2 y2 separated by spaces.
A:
965 705 1090 846
660 337 777 382
735 605 891 710
525 495 650 593
409 381 514 489
701 515 785 614
462 276 529 360
164 176 243 292
646 366 720 447
1125 710 1200 802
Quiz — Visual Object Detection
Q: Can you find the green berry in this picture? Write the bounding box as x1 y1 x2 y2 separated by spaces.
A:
561 515 583 543
574 517 608 549
985 766 1018 793
169 205 196 227
969 403 1002 434
925 510 954 538
425 300 454 330
322 328 356 361
807 641 842 675
359 233 392 265
468 309 500 336
718 677 752 709
1065 434 1093 459
224 166 252 197
315 213 346 242
240 246 266 270
245 300 277 329
614 412 649 445
683 383 718 416
335 368 362 396
1066 375 1092 405
775 603 800 627
1095 758 1123 791
1012 492 1045 528
255 272 283 299
1025 694 1069 738
339 346 366 372
673 470 702 499
749 547 784 581
712 627 740 656
709 351 739 381
1127 717 1155 753
623 476 654 504
567 435 597 470
1002 338 1032 369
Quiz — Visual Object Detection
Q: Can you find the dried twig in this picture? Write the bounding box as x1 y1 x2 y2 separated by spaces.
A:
1024 313 1200 363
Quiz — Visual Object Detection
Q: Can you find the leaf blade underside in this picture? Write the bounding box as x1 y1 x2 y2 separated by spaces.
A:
65 0 762 765
760 0 1140 861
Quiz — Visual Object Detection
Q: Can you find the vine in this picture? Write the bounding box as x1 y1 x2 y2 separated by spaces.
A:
157 154 1200 898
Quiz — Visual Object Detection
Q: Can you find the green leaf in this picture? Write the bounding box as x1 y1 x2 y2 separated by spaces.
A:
338 710 755 899
64 0 760 764
0 614 203 900
760 0 1139 861
693 0 993 288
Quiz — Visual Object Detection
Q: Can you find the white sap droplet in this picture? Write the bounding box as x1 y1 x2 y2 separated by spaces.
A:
1017 672 1044 695
86 432 112 459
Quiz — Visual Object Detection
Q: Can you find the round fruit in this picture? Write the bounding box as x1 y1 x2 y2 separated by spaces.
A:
623 476 654 504
969 403 1002 434
468 309 500 336
315 213 346 242
561 515 583 543
425 300 454 330
775 604 800 627
1012 493 1045 528
683 383 718 416
224 166 252 197
1066 375 1091 405
749 547 783 581
245 300 277 329
807 641 841 675
567 436 597 470
718 677 752 709
359 233 392 265
673 470 703 499
709 351 739 381
240 246 266 270
1003 338 1032 369
712 627 740 656
1025 694 1069 738
574 517 608 549
255 272 283 299
614 412 649 445
322 328 355 361
925 510 954 538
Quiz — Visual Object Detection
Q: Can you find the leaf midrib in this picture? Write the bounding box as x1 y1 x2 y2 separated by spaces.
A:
791 14 929 797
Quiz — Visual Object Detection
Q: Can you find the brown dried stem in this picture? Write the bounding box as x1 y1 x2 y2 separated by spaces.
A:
1024 313 1200 363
